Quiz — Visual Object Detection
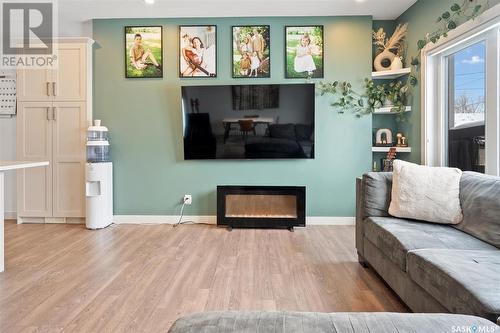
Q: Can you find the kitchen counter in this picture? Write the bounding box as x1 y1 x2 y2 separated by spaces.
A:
0 161 49 272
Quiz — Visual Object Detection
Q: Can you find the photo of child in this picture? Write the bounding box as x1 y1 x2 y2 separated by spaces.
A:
286 26 324 79
179 26 217 78
232 26 270 78
125 26 163 78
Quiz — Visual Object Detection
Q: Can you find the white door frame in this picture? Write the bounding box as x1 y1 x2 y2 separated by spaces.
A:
421 4 500 175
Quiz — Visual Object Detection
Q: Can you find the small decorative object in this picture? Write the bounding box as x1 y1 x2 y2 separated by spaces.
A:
232 25 270 78
179 25 217 77
373 161 379 172
285 26 324 79
372 24 408 72
396 132 409 147
384 97 394 107
391 56 404 70
396 133 403 146
381 147 397 172
375 128 393 147
125 26 163 78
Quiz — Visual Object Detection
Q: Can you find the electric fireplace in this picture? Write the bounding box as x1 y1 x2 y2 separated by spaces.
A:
217 186 306 230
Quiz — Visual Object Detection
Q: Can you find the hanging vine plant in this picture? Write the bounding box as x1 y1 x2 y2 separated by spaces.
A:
409 0 486 84
319 0 489 118
318 79 409 121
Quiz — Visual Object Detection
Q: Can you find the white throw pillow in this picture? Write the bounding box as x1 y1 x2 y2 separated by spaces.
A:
388 160 463 224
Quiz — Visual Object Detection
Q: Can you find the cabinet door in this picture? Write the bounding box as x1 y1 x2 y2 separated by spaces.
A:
52 44 86 101
16 102 53 217
52 102 86 217
16 69 52 102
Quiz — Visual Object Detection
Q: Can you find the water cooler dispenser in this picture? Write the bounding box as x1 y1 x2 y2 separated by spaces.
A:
86 120 113 230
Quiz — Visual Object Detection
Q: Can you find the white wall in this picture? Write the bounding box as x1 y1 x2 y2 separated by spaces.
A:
0 117 16 218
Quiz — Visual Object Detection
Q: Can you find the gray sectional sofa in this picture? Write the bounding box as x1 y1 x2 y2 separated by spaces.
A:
168 311 499 333
356 171 500 324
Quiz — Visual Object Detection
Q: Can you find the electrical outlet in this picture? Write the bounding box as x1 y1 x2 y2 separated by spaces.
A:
183 194 192 205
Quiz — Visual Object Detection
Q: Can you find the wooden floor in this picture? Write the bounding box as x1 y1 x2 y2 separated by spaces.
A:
0 221 407 332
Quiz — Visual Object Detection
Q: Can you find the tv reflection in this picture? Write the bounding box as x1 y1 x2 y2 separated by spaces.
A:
182 84 315 160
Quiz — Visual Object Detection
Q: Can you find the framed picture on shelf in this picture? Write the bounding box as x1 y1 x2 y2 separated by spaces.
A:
125 26 163 78
179 25 217 78
285 26 324 79
232 25 270 78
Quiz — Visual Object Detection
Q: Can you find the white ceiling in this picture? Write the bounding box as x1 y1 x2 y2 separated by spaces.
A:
59 0 418 22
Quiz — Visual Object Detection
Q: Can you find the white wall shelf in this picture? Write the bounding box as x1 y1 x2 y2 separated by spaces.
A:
371 68 411 80
372 147 412 153
373 106 411 114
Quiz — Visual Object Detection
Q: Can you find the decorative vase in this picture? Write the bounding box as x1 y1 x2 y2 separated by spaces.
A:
374 50 396 72
384 98 394 107
391 56 404 70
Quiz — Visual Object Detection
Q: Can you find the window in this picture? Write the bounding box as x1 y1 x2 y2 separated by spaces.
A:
422 7 500 176
447 41 486 173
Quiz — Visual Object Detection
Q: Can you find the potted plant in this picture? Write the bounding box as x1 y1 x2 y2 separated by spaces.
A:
385 81 408 113
364 79 386 110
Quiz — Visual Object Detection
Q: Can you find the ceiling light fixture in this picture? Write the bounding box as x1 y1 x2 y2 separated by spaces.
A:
144 0 155 4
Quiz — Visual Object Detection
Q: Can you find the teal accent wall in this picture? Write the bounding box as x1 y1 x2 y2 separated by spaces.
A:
93 17 373 216
397 0 500 164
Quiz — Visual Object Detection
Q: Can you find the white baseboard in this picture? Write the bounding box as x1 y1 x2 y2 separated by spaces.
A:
113 215 355 226
4 211 17 219
306 216 355 225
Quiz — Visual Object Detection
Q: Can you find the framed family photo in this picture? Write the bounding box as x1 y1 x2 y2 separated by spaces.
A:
179 25 217 78
232 25 270 78
125 26 163 78
285 26 324 79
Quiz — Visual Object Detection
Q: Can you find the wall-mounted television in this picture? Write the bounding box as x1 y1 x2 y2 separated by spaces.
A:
182 83 315 160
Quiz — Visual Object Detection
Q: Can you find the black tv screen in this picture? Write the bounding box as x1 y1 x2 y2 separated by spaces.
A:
182 83 315 160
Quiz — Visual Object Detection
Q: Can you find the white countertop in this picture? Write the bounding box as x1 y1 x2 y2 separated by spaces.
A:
0 161 49 172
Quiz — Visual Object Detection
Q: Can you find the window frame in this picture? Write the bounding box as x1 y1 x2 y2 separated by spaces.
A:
421 5 500 176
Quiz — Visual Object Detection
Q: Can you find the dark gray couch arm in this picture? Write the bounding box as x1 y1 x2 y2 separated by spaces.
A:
355 177 365 264
356 172 393 265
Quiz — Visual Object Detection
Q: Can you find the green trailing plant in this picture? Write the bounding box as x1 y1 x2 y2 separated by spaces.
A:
385 81 410 121
317 79 409 118
321 0 489 120
409 0 487 86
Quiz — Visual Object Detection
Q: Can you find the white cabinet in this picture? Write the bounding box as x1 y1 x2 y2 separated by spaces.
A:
16 39 93 223
16 102 53 217
52 102 86 217
16 69 52 102
17 44 87 102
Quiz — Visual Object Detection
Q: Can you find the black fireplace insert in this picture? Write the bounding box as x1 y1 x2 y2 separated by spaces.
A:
217 186 306 230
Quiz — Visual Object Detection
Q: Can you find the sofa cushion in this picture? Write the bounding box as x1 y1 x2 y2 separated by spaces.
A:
168 311 500 333
295 124 313 141
408 249 500 323
389 160 463 224
456 172 500 249
269 124 296 140
361 173 393 218
364 217 496 271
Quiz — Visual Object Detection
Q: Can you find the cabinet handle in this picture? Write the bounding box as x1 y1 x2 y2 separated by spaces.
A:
52 82 57 96
46 82 51 96
52 107 56 120
46 107 51 120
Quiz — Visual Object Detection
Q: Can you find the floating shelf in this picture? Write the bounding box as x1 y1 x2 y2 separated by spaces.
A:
372 146 412 153
373 106 412 114
371 68 411 80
